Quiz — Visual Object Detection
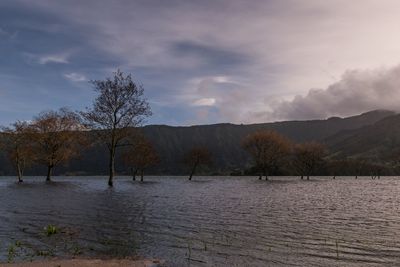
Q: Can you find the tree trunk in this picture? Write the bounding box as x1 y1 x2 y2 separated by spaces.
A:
355 175 358 179
131 167 137 181
301 175 303 180
333 176 335 179
46 165 53 182
263 169 268 181
189 162 198 181
307 175 310 180
108 146 116 187
140 169 144 182
17 163 23 183
258 174 262 180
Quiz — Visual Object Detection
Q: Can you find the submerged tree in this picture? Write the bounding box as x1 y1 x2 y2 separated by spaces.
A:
122 136 159 182
32 108 83 182
326 158 367 179
1 121 35 182
81 70 151 186
242 130 291 180
354 159 374 179
184 147 212 180
292 141 326 180
369 162 384 179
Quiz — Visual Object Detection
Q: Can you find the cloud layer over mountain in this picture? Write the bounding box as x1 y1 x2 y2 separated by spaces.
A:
267 66 400 120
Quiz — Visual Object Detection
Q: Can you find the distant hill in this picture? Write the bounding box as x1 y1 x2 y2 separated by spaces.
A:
139 109 395 174
326 112 400 161
66 109 396 175
0 109 395 176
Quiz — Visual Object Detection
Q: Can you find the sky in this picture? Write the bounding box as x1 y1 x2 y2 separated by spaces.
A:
2 0 400 126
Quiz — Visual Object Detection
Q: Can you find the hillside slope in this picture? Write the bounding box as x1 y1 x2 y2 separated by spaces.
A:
138 110 395 174
0 110 394 175
326 113 400 161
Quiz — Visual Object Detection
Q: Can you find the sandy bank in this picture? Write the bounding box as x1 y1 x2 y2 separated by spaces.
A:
1 258 163 267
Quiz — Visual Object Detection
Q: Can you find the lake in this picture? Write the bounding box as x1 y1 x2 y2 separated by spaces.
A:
1 176 400 266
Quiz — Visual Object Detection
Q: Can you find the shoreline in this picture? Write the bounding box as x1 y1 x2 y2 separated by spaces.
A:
2 258 164 267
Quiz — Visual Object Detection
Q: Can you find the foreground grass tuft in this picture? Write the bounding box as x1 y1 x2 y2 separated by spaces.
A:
44 225 58 236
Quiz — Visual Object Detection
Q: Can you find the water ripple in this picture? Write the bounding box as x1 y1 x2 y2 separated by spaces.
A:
1 176 400 266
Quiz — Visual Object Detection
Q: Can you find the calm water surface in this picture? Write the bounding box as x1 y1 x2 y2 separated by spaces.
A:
1 176 400 266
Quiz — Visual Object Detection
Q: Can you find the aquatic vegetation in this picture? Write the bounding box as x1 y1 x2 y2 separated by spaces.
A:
335 240 339 259
7 244 16 263
187 242 192 262
6 240 24 263
44 224 58 236
71 245 82 256
36 249 54 257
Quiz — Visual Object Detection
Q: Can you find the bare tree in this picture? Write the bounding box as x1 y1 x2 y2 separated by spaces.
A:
354 159 368 179
292 141 326 180
183 147 212 180
122 136 159 182
1 121 35 182
242 130 291 180
81 70 151 186
31 108 83 182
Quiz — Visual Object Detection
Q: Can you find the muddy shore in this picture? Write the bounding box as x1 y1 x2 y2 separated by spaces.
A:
2 258 163 267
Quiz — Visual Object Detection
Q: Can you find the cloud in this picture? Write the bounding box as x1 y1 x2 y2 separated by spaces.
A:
0 27 18 39
0 27 7 35
5 0 400 125
185 75 254 123
38 54 69 64
64 72 87 82
170 40 249 68
265 65 400 121
192 98 216 106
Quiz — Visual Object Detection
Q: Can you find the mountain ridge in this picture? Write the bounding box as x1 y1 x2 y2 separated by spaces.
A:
0 109 395 176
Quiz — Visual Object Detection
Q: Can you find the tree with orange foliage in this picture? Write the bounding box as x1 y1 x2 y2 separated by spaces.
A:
183 147 212 180
122 136 159 182
31 108 84 182
292 141 326 180
242 130 291 180
2 121 35 183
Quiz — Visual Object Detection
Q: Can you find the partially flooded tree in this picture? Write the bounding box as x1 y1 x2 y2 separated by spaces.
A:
354 159 364 179
81 70 151 187
1 121 35 183
242 130 291 180
183 147 212 180
369 162 384 179
122 136 159 182
328 158 366 179
31 108 83 182
292 141 326 180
